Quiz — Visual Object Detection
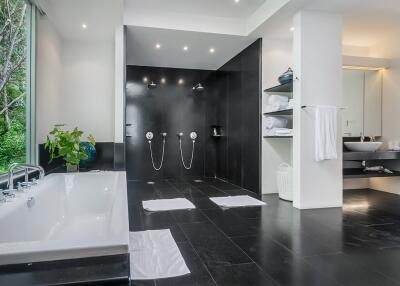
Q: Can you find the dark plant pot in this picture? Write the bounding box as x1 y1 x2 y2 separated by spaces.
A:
67 165 79 173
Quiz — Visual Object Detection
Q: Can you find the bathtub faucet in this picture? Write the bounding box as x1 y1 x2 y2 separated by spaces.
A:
7 163 45 191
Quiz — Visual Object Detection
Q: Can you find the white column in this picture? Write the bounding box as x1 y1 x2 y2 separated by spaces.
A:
114 25 125 143
293 11 343 209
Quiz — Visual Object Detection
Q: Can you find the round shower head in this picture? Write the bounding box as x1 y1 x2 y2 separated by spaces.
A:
148 81 157 89
192 83 204 91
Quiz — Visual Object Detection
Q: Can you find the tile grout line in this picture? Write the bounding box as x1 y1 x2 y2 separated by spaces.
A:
165 180 219 286
182 179 280 285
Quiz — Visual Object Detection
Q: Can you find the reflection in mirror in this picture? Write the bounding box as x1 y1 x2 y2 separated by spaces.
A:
342 69 382 137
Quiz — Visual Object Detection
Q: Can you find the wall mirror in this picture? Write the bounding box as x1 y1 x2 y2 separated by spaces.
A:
342 69 382 137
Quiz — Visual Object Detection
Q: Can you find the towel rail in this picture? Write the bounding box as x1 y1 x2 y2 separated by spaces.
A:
301 105 346 110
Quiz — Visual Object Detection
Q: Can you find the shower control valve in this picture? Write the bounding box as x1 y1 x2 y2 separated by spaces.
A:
190 132 197 140
146 132 154 141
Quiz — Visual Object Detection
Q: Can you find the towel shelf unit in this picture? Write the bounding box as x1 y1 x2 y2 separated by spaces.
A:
264 81 293 93
263 136 293 139
263 109 293 116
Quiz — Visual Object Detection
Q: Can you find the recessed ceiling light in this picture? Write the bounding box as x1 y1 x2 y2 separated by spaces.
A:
155 43 161 49
183 45 189 51
234 0 240 3
290 27 295 32
209 48 215 53
161 77 166 84
178 78 184 85
81 23 87 29
143 77 148 83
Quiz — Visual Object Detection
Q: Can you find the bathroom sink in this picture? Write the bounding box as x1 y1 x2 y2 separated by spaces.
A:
344 142 383 152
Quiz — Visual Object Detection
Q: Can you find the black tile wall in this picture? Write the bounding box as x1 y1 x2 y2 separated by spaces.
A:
125 39 262 194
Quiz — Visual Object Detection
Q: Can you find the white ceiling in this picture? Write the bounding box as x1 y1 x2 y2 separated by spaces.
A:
305 0 400 49
126 0 267 19
38 0 122 41
126 26 256 70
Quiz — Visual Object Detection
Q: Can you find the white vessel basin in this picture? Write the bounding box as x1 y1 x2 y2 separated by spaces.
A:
344 142 383 152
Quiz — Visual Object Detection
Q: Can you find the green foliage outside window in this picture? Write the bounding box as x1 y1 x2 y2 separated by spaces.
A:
0 0 28 173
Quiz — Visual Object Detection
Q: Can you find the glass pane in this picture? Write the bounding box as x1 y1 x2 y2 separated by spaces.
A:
0 0 30 173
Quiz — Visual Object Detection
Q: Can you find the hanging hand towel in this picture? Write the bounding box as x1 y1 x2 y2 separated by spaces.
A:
315 106 338 161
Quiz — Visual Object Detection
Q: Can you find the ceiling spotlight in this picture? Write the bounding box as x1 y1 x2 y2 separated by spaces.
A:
234 0 240 3
143 77 148 83
209 48 215 53
178 78 184 85
81 23 87 29
161 77 166 84
155 43 161 49
183 45 189 51
290 27 295 32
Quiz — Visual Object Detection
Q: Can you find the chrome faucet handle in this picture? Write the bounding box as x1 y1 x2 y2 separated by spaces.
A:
360 133 365 142
2 190 15 198
370 136 376 142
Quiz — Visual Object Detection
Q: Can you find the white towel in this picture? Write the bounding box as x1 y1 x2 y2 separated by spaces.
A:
315 106 338 161
265 128 292 137
210 195 266 208
142 198 195 211
265 117 288 129
268 94 289 105
265 102 289 112
130 230 190 280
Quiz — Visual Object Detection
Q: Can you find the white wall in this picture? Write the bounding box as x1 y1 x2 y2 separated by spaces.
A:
293 11 343 209
36 16 62 143
36 18 116 143
261 39 293 194
60 41 115 142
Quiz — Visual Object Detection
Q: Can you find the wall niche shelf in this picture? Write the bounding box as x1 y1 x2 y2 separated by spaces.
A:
263 109 293 116
264 81 293 93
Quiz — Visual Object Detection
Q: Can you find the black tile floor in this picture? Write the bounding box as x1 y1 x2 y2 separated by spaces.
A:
129 178 400 286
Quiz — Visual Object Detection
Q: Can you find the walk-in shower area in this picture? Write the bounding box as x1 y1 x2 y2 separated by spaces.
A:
125 30 262 195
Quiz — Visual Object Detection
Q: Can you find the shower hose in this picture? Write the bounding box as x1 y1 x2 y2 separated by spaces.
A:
179 139 195 170
148 139 165 171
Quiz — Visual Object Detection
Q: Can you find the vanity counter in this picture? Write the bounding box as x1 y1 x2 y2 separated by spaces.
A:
343 150 400 161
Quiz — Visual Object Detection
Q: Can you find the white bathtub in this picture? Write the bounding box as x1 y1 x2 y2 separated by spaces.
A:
0 171 129 265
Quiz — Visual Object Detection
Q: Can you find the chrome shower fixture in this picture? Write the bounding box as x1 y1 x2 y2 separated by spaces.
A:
177 131 197 170
148 81 157 89
192 83 204 91
146 131 167 171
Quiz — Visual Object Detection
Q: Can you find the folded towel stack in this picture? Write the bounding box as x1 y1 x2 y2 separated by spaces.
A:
265 128 293 137
265 117 288 129
288 99 294 109
265 116 292 136
265 95 289 112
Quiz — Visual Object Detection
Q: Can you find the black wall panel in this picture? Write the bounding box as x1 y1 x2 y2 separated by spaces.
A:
125 39 261 193
125 66 212 181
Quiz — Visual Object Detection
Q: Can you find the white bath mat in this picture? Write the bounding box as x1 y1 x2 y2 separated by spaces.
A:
130 230 190 280
210 195 266 208
142 198 195 211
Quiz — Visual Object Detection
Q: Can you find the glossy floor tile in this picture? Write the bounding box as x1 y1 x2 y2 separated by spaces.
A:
128 180 400 286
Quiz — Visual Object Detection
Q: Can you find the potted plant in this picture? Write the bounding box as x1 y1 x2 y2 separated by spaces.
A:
45 124 96 172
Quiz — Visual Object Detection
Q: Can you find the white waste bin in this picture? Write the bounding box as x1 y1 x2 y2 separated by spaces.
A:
276 163 293 201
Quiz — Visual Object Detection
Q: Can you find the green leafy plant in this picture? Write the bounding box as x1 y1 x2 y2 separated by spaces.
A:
45 124 95 168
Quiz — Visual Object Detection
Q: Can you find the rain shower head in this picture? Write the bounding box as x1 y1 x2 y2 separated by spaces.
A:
192 83 204 91
148 81 157 89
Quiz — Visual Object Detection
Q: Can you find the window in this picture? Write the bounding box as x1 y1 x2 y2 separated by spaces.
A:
0 0 35 173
